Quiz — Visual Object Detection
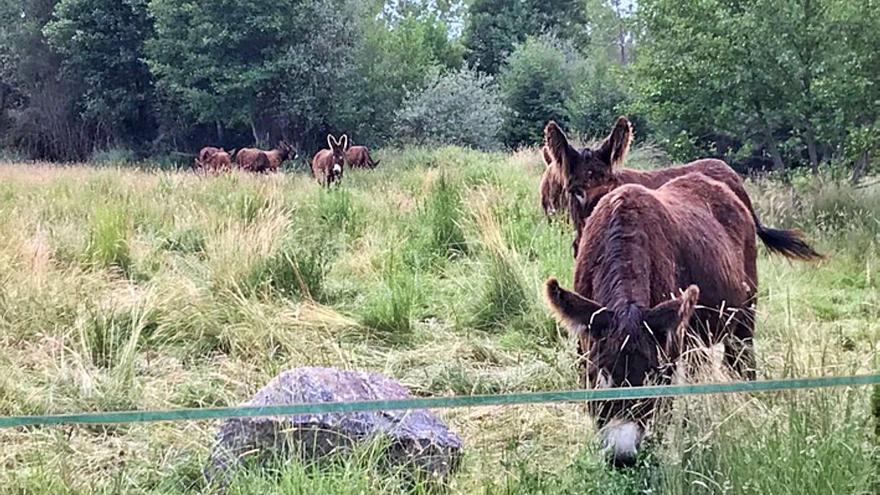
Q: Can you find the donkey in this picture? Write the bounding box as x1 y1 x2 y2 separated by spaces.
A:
539 145 567 218
345 145 380 169
545 172 759 467
544 117 824 261
312 134 347 186
237 141 296 173
196 147 235 172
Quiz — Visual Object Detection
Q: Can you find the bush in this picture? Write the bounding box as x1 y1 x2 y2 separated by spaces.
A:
394 67 504 150
499 34 582 148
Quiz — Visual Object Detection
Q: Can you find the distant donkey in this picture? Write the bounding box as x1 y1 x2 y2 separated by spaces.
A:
196 147 235 172
236 141 296 173
312 134 347 186
345 144 380 169
544 117 824 261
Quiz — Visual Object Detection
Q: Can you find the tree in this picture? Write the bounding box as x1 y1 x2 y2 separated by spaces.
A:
147 0 365 152
464 0 588 75
634 0 874 173
44 0 156 148
351 10 465 144
3 0 91 160
499 34 581 148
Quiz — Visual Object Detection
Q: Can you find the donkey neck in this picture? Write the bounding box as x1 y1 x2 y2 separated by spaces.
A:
592 195 653 314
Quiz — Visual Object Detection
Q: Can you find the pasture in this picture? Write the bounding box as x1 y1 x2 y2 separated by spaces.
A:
0 147 878 494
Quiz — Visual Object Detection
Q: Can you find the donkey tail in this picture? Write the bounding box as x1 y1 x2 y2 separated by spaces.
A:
753 213 824 261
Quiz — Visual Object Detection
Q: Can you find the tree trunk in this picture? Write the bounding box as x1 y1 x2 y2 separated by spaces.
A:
251 121 260 147
804 128 819 173
851 150 869 184
761 126 786 171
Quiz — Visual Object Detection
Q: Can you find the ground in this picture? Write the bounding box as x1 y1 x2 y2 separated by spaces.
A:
0 147 877 494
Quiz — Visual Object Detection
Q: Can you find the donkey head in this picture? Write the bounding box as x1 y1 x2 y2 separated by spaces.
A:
544 279 699 466
327 134 348 178
544 117 633 217
277 140 296 161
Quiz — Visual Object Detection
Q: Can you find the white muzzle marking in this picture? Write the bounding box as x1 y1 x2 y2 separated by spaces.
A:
333 164 342 174
600 420 643 466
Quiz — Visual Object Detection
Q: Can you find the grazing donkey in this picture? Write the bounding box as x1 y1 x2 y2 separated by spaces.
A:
544 117 824 261
196 147 235 172
237 141 296 173
345 145 380 169
311 134 347 186
545 172 760 467
539 145 566 218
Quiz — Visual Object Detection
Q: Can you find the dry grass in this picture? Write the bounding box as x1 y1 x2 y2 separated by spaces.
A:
0 151 877 494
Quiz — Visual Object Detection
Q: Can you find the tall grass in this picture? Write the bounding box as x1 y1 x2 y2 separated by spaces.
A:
0 152 877 494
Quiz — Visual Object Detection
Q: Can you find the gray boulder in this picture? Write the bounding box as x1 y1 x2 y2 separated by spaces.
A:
207 367 463 483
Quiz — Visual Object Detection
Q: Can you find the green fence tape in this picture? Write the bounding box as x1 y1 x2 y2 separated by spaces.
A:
2 374 878 429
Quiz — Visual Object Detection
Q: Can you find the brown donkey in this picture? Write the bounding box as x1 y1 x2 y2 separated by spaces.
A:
544 117 823 261
345 145 380 169
196 147 235 172
539 145 567 218
545 172 759 466
237 141 296 173
311 134 347 186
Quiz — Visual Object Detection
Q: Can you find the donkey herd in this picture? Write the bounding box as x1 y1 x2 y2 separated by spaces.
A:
196 117 824 468
194 133 379 185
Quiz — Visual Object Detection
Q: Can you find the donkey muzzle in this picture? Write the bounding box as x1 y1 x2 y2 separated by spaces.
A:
600 420 644 467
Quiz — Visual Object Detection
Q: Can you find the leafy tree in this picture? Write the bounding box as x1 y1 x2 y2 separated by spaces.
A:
147 0 364 151
499 34 581 148
634 0 876 173
351 10 465 144
395 67 503 150
3 0 91 160
464 0 588 75
44 0 156 147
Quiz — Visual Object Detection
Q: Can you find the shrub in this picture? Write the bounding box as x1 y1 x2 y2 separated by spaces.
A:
395 67 504 150
499 34 582 148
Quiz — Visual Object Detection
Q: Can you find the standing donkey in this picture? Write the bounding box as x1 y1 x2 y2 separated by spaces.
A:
311 134 347 187
544 117 824 261
545 171 760 466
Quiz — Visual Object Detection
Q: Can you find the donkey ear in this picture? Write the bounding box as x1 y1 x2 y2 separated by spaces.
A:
544 121 578 177
596 116 633 168
544 278 611 338
644 285 699 344
340 134 349 150
541 146 553 168
327 134 336 149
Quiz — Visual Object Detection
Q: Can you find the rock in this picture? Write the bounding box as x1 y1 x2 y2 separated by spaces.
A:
206 367 463 483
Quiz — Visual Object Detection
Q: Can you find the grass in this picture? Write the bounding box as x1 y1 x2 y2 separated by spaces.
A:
0 150 877 494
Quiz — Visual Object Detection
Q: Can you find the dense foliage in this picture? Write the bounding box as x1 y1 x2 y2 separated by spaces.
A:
0 0 877 176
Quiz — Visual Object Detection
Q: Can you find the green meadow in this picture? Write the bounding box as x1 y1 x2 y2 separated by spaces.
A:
0 147 877 494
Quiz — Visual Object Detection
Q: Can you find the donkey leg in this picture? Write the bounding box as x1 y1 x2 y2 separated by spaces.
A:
723 307 756 380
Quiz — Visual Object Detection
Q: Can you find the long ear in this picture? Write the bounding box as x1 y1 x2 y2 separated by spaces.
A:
544 121 579 178
327 134 337 150
596 116 633 168
544 278 612 337
644 285 699 353
340 134 349 151
229 149 237 158
541 146 553 168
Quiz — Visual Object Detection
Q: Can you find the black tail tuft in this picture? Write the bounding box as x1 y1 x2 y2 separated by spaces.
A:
755 218 824 261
